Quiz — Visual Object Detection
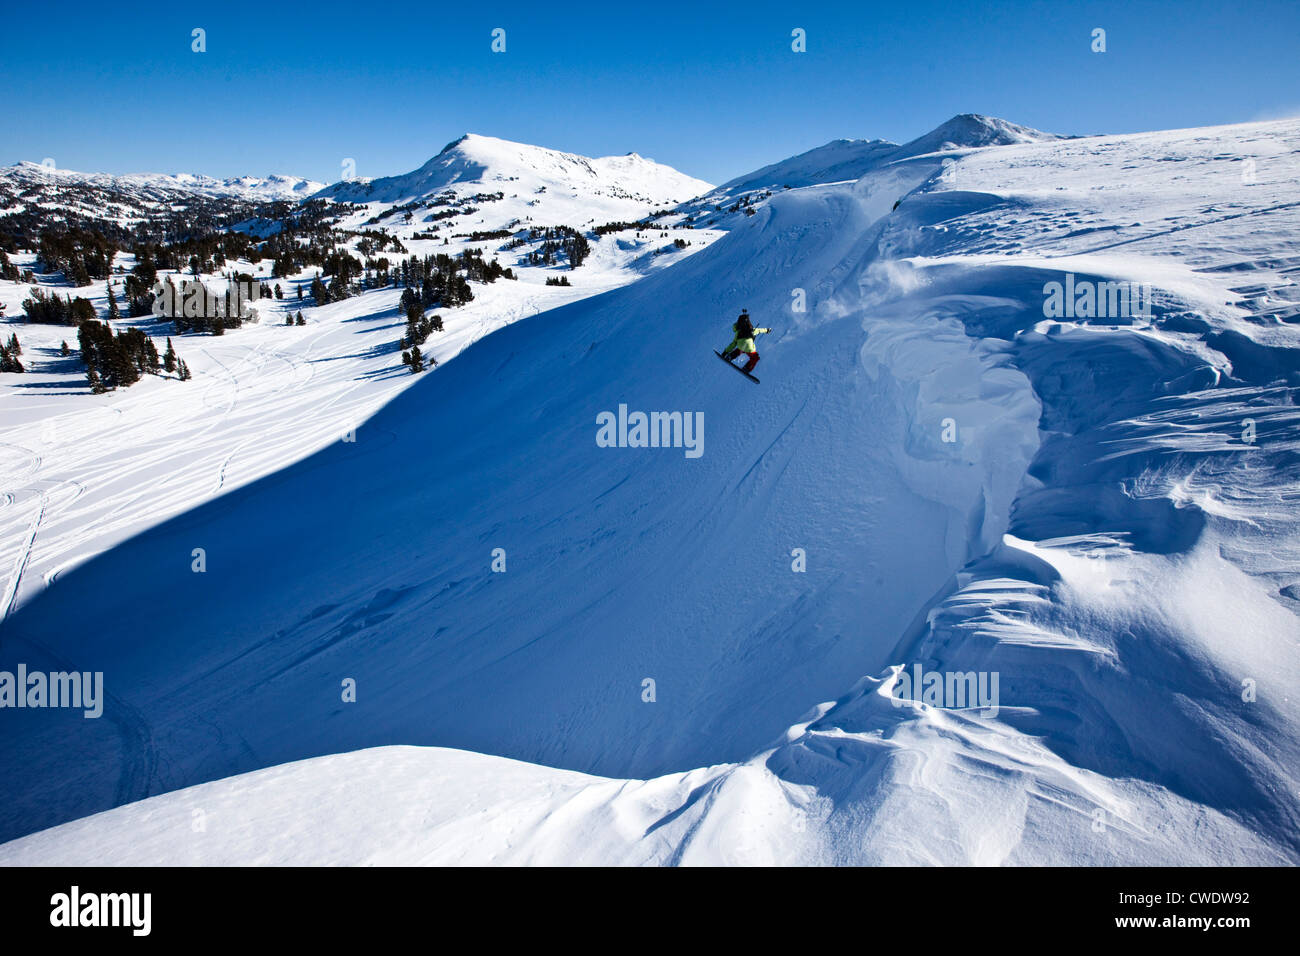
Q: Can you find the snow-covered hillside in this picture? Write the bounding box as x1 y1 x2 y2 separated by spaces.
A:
690 138 901 195
2 116 1298 866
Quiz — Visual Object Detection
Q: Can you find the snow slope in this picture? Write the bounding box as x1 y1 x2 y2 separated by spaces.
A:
0 266 623 621
709 138 901 193
3 117 1299 865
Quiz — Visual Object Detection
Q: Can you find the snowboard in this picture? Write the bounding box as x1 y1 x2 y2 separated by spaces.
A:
715 351 759 383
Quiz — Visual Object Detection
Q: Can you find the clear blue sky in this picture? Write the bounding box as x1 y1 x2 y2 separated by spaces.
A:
5 0 1298 187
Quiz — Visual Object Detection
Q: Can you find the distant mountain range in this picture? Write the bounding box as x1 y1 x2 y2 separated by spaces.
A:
1 161 324 202
0 162 326 242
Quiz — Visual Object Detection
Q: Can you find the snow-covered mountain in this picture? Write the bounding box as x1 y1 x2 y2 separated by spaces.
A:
676 113 1064 228
1 115 1297 865
315 133 712 233
891 112 1065 157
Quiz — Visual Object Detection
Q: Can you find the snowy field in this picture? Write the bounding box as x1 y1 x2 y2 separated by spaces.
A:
1 117 1297 865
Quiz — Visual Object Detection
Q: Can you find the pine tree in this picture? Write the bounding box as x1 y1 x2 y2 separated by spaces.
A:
60 341 70 357
107 283 120 322
163 338 177 374
408 345 423 373
295 312 304 326
285 312 294 326
178 358 192 381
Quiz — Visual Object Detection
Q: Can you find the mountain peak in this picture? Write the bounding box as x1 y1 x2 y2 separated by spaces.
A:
317 134 712 220
895 114 1064 158
438 134 474 155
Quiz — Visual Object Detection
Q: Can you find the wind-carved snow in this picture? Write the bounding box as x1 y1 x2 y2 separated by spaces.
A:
2 117 1298 865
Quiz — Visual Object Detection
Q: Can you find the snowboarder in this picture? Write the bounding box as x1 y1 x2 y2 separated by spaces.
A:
719 309 771 375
